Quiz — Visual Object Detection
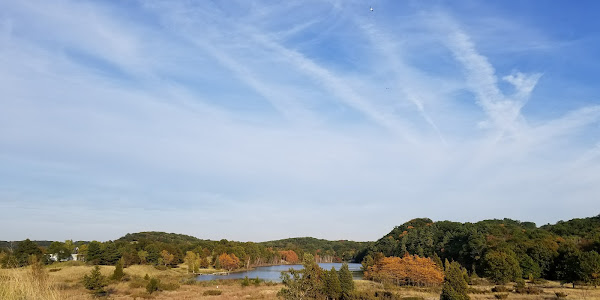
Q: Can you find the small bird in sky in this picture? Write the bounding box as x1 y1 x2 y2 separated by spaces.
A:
370 6 374 12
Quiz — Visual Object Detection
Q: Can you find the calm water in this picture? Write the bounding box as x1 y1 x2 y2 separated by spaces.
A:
196 263 363 282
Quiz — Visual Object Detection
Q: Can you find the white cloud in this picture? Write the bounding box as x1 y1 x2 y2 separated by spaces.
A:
0 1 599 241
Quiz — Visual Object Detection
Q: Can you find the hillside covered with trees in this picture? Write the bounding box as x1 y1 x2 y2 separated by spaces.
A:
2 214 600 289
360 214 600 286
0 231 369 271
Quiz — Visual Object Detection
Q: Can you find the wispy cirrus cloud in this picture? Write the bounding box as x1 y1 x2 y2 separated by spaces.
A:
0 0 599 241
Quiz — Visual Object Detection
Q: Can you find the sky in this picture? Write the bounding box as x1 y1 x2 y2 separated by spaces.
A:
1 0 599 242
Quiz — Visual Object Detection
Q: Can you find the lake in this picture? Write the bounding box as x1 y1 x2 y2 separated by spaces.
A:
196 263 363 282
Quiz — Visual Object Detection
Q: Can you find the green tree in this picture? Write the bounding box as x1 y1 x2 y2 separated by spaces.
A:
241 276 251 287
578 251 600 287
361 254 374 272
101 243 120 265
146 277 160 294
86 241 103 264
555 242 581 287
339 262 354 299
440 261 470 300
519 254 541 279
322 266 341 299
483 250 522 284
432 252 444 270
48 241 70 261
111 259 125 281
278 253 324 300
82 266 108 296
14 239 43 266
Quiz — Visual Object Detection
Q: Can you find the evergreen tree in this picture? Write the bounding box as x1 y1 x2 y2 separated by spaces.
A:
146 277 160 294
214 256 221 269
440 261 470 300
82 266 108 296
322 266 341 300
14 239 43 266
111 259 125 281
339 263 354 299
432 253 444 270
278 253 324 300
86 241 103 264
101 243 120 265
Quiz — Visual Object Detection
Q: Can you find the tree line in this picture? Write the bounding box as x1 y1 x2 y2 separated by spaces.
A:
358 215 600 287
0 231 368 271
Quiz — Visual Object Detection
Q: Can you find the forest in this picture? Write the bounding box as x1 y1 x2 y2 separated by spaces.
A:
1 214 600 299
359 214 600 286
0 231 370 271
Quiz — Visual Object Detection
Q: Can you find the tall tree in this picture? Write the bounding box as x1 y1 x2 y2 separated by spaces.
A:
86 241 103 264
440 261 470 300
339 262 354 299
578 251 600 287
322 266 341 300
14 239 43 266
483 250 522 284
278 253 324 300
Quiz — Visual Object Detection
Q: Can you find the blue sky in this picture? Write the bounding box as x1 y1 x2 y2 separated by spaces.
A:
1 0 599 242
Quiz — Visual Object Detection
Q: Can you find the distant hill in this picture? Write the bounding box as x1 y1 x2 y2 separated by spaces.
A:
541 214 600 237
116 231 208 244
361 214 600 280
260 237 371 262
0 240 54 249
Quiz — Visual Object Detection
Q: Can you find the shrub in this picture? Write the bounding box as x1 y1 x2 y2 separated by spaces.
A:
491 286 510 293
253 276 261 287
555 292 568 298
203 289 222 296
82 266 108 296
146 278 160 294
241 276 251 287
466 287 489 294
514 286 542 294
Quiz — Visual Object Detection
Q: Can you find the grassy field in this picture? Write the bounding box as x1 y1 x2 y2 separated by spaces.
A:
1 263 600 299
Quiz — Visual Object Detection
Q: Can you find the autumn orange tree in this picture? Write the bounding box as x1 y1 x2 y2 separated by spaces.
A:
218 253 240 272
364 254 444 286
279 250 300 264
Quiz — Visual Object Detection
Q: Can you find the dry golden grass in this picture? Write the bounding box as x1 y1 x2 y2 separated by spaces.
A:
0 265 84 300
3 264 600 299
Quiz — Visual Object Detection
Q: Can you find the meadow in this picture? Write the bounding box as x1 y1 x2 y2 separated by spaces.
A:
1 262 599 300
